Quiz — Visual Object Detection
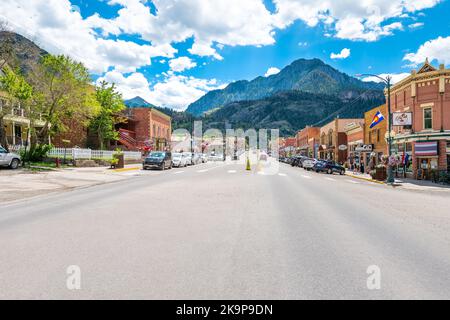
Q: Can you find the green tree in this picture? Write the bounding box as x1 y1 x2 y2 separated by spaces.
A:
90 81 125 150
29 54 98 146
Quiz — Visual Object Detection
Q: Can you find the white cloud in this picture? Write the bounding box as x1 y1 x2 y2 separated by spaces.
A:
169 57 197 73
330 48 351 60
409 22 424 29
362 73 410 85
98 70 225 111
264 67 281 77
403 36 450 66
0 0 176 74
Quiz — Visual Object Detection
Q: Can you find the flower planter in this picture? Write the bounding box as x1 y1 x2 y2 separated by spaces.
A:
371 167 387 181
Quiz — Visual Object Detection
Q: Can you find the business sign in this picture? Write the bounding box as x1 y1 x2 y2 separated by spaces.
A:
393 112 413 126
355 144 373 152
338 145 348 151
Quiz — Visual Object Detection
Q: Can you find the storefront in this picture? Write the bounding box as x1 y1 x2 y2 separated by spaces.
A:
415 141 440 180
392 141 413 178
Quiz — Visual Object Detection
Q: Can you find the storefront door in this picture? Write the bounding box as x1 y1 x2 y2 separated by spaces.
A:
417 158 439 180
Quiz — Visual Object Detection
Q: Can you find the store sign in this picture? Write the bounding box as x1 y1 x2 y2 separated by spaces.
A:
393 112 412 126
355 145 373 152
415 141 438 157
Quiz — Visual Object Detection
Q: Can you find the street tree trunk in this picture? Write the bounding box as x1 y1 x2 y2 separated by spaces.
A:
0 116 9 151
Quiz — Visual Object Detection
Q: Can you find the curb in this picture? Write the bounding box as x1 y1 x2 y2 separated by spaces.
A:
345 173 386 185
112 167 141 173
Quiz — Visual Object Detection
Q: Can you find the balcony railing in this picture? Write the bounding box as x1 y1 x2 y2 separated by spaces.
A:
0 105 44 121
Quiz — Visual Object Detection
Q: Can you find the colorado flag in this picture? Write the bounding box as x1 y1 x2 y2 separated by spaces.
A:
370 111 385 129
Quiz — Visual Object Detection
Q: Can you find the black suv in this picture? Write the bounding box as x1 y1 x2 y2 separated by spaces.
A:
314 160 346 175
143 152 172 170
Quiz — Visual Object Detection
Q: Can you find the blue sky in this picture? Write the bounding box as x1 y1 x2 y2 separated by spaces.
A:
0 0 449 110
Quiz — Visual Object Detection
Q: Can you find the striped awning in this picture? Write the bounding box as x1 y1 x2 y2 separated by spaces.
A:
415 141 438 156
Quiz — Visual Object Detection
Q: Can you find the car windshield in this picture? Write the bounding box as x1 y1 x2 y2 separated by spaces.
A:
0 147 6 153
173 153 182 158
149 152 165 158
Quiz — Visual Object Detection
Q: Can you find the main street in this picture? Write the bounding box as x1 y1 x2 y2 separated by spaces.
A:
1 160 450 299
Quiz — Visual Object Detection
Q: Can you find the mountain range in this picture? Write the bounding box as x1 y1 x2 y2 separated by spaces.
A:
187 58 385 116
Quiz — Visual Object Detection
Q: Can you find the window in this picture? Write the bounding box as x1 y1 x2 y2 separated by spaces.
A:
377 129 380 143
424 108 432 130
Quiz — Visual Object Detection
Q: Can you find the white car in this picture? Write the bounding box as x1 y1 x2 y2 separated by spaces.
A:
172 153 187 168
182 152 193 166
0 146 21 169
201 154 208 163
302 158 317 171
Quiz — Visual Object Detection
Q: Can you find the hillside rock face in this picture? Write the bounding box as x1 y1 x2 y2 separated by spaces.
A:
187 58 384 116
0 31 47 73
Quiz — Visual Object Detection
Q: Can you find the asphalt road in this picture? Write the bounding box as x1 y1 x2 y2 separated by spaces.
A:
1 160 450 299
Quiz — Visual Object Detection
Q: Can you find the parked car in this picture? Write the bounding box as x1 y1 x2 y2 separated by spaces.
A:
172 153 187 168
201 154 208 163
302 158 317 171
259 152 268 161
314 160 346 175
291 156 306 167
143 151 172 170
182 152 193 166
0 146 21 169
192 153 202 165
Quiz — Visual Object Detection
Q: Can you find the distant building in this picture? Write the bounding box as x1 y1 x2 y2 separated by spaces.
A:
388 60 450 180
319 118 363 163
296 126 320 158
117 97 172 152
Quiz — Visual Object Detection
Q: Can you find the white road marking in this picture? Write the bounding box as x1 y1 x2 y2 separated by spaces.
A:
301 175 312 179
173 171 185 175
278 173 287 177
325 177 336 181
347 180 360 184
228 170 237 174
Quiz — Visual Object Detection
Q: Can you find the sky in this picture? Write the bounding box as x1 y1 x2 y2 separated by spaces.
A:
0 0 449 110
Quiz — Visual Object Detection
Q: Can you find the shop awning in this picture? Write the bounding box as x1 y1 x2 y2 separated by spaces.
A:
415 141 438 156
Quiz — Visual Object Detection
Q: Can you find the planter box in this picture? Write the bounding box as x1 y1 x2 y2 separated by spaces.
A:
113 154 125 169
372 167 387 181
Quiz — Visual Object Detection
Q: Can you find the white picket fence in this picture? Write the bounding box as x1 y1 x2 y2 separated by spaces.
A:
9 146 142 161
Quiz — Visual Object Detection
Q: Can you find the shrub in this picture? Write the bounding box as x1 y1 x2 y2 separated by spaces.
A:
20 144 53 162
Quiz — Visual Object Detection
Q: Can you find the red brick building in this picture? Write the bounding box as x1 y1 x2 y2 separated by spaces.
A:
296 126 320 158
389 60 450 180
117 103 172 152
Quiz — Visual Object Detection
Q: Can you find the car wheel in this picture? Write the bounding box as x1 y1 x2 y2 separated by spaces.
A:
340 170 345 175
161 163 165 171
10 159 20 170
327 169 332 174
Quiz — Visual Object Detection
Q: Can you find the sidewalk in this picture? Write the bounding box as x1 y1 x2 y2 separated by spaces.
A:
0 165 141 203
345 171 450 192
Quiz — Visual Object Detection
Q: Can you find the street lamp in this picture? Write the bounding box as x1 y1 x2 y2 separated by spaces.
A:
356 73 394 184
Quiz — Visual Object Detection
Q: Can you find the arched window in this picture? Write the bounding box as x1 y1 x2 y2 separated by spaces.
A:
328 130 333 146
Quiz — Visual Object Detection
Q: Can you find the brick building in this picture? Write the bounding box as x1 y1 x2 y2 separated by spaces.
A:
344 121 364 167
319 118 363 163
117 98 172 152
388 60 450 180
361 104 389 170
296 126 320 158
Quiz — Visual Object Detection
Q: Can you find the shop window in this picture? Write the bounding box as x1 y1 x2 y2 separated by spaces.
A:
424 108 432 130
